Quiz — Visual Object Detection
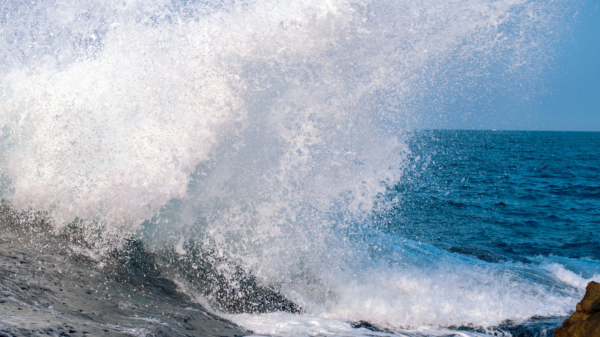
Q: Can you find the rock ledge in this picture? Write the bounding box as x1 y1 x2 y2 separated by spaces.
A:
554 281 600 337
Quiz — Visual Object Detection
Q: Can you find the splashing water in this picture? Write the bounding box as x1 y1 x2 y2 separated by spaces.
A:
0 0 586 335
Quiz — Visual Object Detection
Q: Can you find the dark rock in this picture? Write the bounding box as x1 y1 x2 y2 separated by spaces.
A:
161 240 303 314
0 201 251 337
106 237 302 314
554 281 600 337
350 321 380 332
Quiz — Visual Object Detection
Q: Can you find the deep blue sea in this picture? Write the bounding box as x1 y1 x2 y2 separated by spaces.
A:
383 130 600 262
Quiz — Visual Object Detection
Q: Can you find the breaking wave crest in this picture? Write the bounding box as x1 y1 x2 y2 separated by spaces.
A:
0 0 583 334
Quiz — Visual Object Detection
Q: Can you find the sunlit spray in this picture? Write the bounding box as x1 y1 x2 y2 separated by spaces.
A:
0 0 576 332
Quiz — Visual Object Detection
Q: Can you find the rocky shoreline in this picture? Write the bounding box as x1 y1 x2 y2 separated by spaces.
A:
0 204 249 337
554 281 600 337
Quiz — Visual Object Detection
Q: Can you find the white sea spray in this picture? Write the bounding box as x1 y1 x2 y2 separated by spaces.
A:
0 0 578 333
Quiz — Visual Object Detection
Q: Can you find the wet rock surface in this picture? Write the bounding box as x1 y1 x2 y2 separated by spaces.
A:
554 281 600 337
0 203 249 337
159 241 302 315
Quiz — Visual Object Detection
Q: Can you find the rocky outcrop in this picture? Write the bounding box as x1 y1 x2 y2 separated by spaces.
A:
0 201 250 337
554 281 600 337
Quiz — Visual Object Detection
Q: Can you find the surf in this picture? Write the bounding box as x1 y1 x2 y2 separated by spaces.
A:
0 0 587 335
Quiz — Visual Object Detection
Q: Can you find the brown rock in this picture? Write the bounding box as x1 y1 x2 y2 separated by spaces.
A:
554 281 600 337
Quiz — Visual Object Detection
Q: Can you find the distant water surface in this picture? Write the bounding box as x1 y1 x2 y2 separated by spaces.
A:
380 130 600 262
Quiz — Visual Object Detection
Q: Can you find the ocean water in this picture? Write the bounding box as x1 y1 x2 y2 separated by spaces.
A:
224 130 600 336
383 131 600 262
1 0 598 336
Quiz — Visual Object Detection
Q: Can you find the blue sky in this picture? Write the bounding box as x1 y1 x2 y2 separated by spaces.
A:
529 0 600 131
421 1 600 131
